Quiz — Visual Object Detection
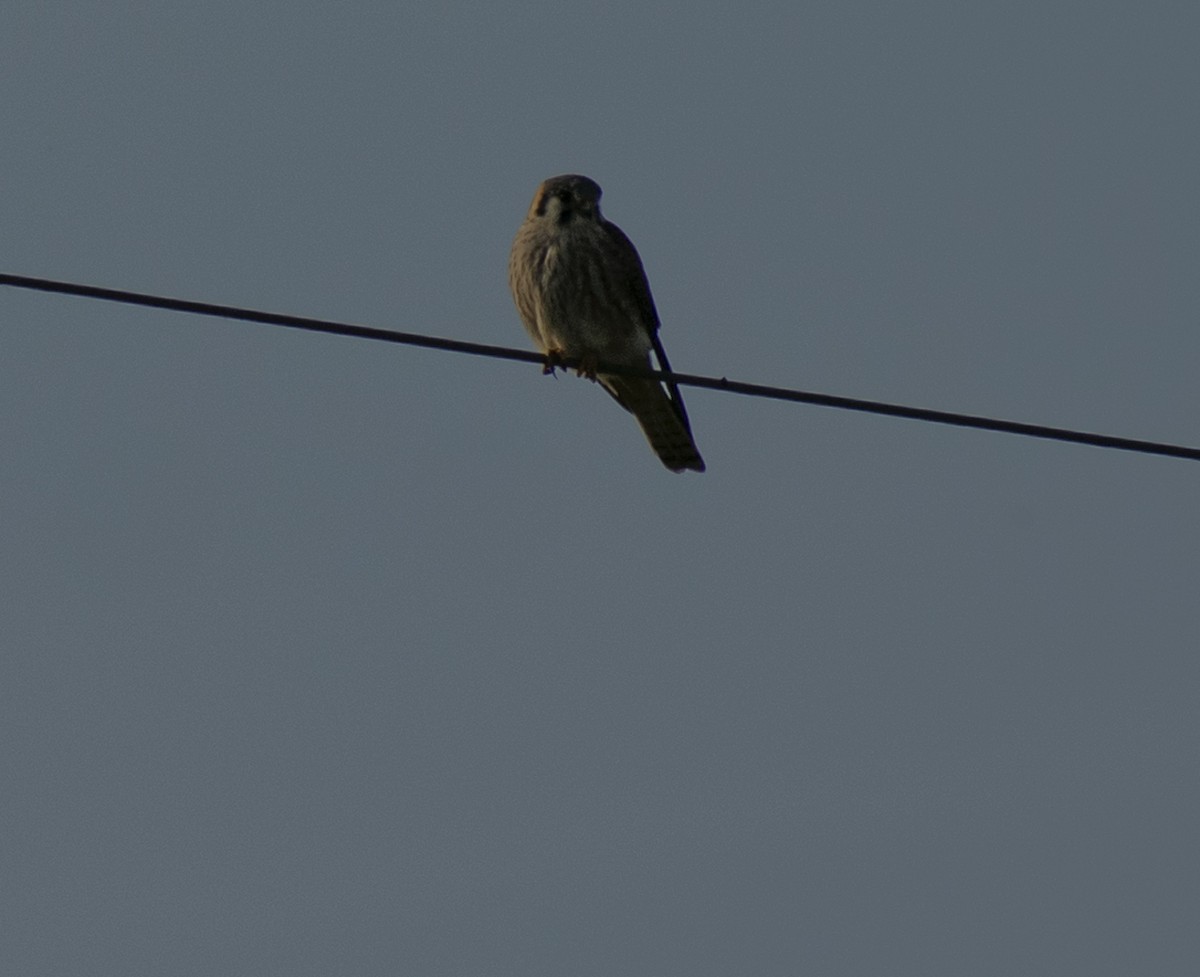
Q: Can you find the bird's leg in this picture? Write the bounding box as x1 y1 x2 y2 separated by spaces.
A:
542 349 565 376
575 352 600 381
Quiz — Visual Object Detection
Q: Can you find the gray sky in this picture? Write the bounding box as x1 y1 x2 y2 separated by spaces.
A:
3 3 1198 974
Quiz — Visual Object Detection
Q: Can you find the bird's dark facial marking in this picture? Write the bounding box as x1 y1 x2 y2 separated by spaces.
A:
538 190 589 225
531 178 599 223
555 197 577 226
558 192 598 225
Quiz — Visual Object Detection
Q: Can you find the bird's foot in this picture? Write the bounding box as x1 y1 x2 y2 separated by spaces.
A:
542 349 565 376
575 352 599 381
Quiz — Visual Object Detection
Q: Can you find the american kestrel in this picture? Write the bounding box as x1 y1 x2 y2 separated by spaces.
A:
508 174 705 473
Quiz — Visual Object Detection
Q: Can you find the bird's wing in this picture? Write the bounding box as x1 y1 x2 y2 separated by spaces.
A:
600 219 696 425
600 220 662 339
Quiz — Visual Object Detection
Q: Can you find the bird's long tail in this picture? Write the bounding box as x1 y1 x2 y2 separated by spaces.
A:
600 374 706 473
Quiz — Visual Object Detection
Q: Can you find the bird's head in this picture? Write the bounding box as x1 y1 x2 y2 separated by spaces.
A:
528 174 603 225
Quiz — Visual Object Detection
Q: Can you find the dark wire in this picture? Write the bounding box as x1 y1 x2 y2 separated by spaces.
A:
3 272 1198 463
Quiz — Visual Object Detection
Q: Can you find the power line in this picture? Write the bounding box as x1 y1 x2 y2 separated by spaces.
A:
3 271 1198 464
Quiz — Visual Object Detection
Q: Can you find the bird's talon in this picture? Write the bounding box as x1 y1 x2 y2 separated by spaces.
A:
575 354 600 380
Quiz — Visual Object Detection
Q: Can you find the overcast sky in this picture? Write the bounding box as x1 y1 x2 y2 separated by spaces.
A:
3 3 1199 975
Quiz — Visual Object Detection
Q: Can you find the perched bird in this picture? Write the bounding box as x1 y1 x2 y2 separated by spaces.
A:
508 174 705 473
